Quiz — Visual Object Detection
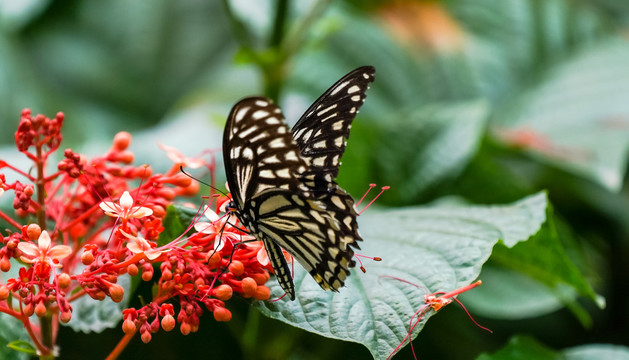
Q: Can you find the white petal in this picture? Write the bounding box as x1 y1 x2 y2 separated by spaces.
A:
203 207 220 222
38 231 51 251
17 242 39 257
120 191 134 210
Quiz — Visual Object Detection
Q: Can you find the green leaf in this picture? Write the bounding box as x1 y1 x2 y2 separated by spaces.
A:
493 39 629 191
476 335 558 360
459 265 570 320
6 340 37 355
0 314 30 360
563 344 629 360
477 335 629 360
255 192 548 360
490 204 602 309
368 100 490 204
158 205 199 246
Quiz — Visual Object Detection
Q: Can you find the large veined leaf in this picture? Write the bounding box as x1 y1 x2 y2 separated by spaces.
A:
255 192 548 359
493 39 629 192
477 335 629 360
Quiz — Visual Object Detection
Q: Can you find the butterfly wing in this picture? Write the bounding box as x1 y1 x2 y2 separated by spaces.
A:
223 96 358 300
292 65 375 193
291 66 375 244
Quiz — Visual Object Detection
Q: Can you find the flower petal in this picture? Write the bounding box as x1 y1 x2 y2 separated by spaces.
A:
47 245 72 260
120 191 133 210
17 242 39 257
130 206 153 218
257 248 269 266
203 207 220 222
99 201 120 213
38 231 51 251
194 222 215 234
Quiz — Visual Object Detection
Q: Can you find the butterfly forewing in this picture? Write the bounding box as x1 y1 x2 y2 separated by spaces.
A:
292 65 375 194
292 66 375 245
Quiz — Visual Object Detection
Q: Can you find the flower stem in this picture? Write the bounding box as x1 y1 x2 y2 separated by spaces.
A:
105 331 136 360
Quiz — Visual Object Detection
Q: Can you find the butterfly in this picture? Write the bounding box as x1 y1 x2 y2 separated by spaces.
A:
223 66 375 300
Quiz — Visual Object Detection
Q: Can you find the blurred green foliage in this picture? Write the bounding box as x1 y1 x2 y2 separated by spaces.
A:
2 0 629 359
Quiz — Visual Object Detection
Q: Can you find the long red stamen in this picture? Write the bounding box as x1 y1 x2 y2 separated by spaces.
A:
355 183 376 207
358 186 390 215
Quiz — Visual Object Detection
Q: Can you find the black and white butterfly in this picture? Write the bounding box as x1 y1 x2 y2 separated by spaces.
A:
223 66 375 300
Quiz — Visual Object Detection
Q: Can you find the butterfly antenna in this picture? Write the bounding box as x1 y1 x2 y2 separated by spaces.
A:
179 166 228 196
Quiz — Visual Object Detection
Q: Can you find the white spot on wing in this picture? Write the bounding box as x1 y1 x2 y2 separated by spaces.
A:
235 107 249 122
242 148 253 159
252 110 269 120
347 85 360 94
238 125 258 138
255 100 269 107
330 81 349 95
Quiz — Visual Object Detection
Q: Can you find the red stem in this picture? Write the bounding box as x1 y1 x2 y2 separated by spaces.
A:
0 210 22 230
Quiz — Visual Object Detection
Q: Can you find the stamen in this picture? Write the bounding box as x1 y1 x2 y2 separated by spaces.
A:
357 186 390 215
354 254 382 273
355 183 376 207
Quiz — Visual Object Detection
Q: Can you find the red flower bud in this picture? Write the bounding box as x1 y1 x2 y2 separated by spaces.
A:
212 284 233 301
228 261 244 277
58 273 71 289
241 277 257 297
250 272 270 285
23 303 34 317
142 265 154 281
60 311 72 323
253 286 271 301
35 302 47 317
127 264 139 276
122 319 136 334
113 131 131 151
180 321 191 335
0 258 11 272
213 307 232 322
26 224 41 240
140 331 152 344
109 284 124 303
81 251 95 265
0 286 9 300
161 314 175 332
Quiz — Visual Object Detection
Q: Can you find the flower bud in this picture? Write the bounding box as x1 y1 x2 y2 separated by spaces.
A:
250 272 270 285
213 307 232 322
109 284 124 303
253 286 271 301
127 264 139 276
161 314 175 332
122 319 136 334
0 257 11 272
23 303 34 317
81 251 95 265
212 284 233 301
60 311 72 323
142 265 154 281
241 277 257 297
0 286 9 300
26 224 41 240
206 252 221 269
228 260 244 276
58 273 71 289
140 331 152 344
113 131 131 151
180 321 192 336
35 302 47 317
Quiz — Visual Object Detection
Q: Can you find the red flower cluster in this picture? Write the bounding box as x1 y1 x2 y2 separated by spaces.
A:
0 110 273 358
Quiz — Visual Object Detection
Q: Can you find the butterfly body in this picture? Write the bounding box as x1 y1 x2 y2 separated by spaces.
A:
223 66 375 300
